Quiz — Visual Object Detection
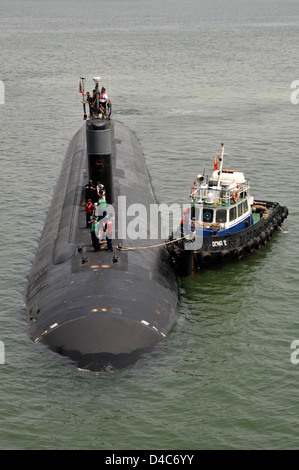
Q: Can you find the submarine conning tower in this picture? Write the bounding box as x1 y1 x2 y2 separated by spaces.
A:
86 119 114 204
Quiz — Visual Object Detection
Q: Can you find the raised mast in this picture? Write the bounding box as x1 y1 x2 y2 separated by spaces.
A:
216 143 225 189
93 76 101 116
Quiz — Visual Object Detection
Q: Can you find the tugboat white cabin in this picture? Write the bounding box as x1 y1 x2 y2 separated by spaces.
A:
190 144 253 236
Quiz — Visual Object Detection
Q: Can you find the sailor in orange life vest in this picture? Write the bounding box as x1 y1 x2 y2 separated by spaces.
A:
99 87 110 115
85 199 95 228
181 208 190 237
103 215 113 251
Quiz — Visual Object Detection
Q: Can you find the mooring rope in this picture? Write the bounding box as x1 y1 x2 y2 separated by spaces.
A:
116 234 193 251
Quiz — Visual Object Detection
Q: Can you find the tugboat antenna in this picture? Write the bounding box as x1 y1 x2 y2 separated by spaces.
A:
217 143 225 189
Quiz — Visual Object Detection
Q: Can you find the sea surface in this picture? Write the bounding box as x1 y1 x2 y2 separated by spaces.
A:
0 0 299 450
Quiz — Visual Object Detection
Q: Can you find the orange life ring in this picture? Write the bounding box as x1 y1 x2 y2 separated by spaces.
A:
233 190 238 203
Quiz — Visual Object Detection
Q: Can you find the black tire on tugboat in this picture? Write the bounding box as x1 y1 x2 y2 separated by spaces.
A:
247 240 254 254
234 247 244 260
265 229 271 241
282 206 289 220
260 232 267 245
277 216 282 227
200 251 212 266
219 250 230 262
270 225 275 236
254 236 261 249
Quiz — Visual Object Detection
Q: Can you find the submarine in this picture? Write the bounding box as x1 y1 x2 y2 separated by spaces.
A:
25 77 179 371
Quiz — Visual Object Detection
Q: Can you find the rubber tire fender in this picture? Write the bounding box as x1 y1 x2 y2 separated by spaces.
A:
200 251 212 266
234 247 244 260
247 240 254 254
260 232 267 245
254 236 261 249
219 250 230 261
282 206 289 220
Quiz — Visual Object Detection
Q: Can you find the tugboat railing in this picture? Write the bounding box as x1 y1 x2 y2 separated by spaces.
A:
191 180 251 206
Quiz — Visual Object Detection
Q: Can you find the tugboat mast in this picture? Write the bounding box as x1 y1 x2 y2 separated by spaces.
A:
216 143 225 189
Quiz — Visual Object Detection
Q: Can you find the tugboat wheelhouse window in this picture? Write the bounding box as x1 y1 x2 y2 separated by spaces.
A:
238 203 243 218
216 209 227 223
229 206 237 222
203 209 214 222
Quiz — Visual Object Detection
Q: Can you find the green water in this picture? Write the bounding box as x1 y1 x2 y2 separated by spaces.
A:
0 0 298 450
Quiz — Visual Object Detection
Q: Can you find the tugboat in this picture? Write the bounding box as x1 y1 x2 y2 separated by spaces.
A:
168 144 289 276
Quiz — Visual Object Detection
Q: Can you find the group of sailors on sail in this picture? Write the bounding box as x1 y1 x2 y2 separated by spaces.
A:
84 180 113 252
83 86 111 119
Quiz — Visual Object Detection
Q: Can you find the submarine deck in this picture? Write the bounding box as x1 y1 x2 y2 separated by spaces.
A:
26 119 178 370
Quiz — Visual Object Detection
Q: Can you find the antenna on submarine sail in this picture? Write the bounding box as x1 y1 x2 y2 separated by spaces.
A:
79 77 87 120
93 76 101 115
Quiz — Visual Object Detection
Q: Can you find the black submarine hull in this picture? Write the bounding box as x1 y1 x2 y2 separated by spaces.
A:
25 119 178 371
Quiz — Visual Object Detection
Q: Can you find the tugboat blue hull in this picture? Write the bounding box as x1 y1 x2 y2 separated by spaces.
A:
25 120 178 371
197 201 288 265
169 201 289 276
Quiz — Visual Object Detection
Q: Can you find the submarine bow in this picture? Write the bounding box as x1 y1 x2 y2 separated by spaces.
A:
25 119 178 371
